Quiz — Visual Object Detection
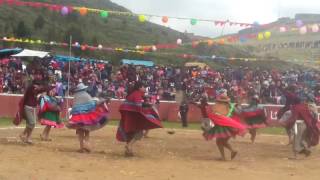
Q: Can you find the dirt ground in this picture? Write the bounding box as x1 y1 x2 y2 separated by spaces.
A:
0 126 319 180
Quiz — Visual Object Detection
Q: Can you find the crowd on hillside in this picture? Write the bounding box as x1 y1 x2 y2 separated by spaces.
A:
1 56 320 105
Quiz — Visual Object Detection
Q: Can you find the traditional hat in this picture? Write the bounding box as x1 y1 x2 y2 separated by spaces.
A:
216 88 227 96
74 83 88 92
216 94 230 103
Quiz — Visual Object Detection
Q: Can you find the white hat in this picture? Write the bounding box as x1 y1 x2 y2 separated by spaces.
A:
74 83 88 92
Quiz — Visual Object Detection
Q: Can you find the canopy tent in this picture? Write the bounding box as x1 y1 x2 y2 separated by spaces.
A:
122 59 154 67
185 62 208 68
0 48 22 57
12 49 50 58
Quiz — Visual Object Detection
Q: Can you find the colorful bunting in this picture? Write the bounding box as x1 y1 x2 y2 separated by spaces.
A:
100 11 109 18
0 36 255 61
138 15 146 23
162 16 169 23
1 36 145 54
79 7 88 16
190 19 197 25
1 0 253 27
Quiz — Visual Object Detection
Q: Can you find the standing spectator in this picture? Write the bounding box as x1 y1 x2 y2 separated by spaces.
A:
116 84 126 99
179 100 189 127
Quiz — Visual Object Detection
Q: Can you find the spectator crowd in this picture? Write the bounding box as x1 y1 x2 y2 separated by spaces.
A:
1 56 320 105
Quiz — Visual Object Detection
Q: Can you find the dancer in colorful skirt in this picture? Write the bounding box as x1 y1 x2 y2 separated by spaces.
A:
116 81 163 156
277 85 319 157
67 83 109 153
38 86 64 141
194 94 246 161
142 95 152 138
237 95 267 143
190 95 211 131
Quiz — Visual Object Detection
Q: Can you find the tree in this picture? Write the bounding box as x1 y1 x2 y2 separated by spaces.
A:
92 36 98 45
146 27 153 33
103 18 109 24
195 42 209 55
121 19 128 29
161 30 168 36
4 23 10 34
66 13 79 22
15 21 31 38
46 24 57 41
34 15 45 30
153 34 160 44
64 26 84 44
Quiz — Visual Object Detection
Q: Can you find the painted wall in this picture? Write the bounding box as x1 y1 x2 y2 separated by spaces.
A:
1 94 319 126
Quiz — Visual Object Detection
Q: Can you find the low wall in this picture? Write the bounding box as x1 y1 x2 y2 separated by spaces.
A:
0 94 319 125
0 94 202 122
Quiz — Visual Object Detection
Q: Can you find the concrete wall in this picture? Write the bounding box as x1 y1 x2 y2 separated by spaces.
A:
1 94 319 126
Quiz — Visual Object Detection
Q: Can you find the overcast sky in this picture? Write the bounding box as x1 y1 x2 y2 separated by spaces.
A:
111 0 320 37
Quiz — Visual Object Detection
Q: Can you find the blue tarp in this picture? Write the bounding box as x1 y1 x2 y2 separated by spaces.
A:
0 48 23 56
54 55 81 62
121 59 154 67
54 55 108 63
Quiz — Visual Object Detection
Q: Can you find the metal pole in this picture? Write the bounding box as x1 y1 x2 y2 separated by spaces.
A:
220 23 226 37
277 0 281 19
65 35 72 120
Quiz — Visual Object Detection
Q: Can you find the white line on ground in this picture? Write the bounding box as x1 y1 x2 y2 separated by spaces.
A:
0 126 42 130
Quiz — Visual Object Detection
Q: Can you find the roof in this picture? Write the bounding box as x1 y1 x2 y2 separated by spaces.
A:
0 48 22 57
11 49 49 58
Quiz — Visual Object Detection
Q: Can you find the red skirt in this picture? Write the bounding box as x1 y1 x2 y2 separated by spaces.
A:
116 102 162 142
67 103 109 131
203 113 246 140
241 109 267 129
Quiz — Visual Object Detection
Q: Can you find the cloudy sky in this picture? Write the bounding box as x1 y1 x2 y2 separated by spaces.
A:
111 0 320 37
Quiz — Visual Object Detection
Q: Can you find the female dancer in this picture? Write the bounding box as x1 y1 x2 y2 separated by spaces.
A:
194 94 246 161
116 81 162 156
39 86 64 141
67 83 109 153
237 95 267 143
277 85 319 157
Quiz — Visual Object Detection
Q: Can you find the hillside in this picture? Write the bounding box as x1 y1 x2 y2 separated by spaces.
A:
0 0 190 56
0 0 260 67
232 14 320 64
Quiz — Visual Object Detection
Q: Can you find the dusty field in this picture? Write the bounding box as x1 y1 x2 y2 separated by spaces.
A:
0 126 319 180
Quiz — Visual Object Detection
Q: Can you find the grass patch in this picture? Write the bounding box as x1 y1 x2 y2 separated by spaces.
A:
0 118 16 127
259 127 286 135
0 118 285 135
105 120 201 130
162 121 201 130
